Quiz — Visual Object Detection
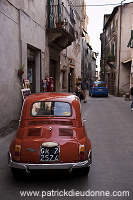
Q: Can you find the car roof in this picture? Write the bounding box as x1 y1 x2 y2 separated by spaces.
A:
20 92 82 125
25 92 77 104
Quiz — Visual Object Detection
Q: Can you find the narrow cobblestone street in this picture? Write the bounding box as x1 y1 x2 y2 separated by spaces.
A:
81 95 133 199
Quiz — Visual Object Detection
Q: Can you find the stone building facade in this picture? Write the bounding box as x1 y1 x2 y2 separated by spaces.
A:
0 0 83 136
100 2 133 96
81 0 98 84
81 38 98 83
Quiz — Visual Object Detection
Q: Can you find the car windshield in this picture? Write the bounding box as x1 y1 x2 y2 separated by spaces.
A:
94 82 106 87
31 101 71 117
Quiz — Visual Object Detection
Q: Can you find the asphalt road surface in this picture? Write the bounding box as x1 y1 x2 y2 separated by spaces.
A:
0 95 133 200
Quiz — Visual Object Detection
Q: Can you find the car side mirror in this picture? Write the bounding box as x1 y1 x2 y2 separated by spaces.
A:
83 119 86 123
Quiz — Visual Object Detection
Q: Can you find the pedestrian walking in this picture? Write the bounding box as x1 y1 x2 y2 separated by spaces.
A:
81 78 89 103
75 82 83 101
130 85 133 111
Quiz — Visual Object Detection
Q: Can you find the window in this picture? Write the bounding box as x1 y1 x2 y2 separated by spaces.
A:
112 19 115 32
31 101 71 117
94 82 106 87
70 6 75 25
112 43 115 56
62 70 67 90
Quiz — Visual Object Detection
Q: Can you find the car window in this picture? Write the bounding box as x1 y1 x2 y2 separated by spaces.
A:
93 82 106 87
31 101 71 117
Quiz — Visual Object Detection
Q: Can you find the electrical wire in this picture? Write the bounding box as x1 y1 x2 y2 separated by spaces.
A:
74 3 121 7
73 1 133 7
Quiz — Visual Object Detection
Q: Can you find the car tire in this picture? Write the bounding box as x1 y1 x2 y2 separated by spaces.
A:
11 168 27 178
81 166 90 176
73 166 90 177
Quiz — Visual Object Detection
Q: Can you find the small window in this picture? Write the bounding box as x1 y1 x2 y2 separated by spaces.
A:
31 101 71 117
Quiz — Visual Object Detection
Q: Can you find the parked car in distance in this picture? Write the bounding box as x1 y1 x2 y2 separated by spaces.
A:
8 92 92 177
89 81 108 97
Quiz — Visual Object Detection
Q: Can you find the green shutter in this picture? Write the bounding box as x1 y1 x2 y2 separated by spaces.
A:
131 30 133 38
127 30 133 48
48 0 54 28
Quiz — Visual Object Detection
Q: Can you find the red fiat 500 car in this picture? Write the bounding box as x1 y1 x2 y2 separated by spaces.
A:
8 93 92 176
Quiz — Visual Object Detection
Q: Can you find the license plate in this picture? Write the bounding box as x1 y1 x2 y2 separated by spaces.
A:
98 89 103 91
40 146 59 161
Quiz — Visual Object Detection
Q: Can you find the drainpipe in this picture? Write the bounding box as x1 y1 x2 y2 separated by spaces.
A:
103 32 106 82
117 0 126 96
83 40 85 78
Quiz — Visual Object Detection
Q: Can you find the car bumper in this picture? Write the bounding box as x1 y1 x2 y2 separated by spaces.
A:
91 91 108 95
8 151 91 173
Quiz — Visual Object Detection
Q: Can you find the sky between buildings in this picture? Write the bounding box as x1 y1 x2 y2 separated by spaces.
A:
86 0 133 68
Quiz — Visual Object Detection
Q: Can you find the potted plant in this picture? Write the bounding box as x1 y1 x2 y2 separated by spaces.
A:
18 64 24 77
56 18 64 28
105 53 115 63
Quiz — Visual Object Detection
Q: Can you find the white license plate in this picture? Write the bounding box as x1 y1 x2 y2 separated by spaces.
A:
40 146 59 161
98 89 103 91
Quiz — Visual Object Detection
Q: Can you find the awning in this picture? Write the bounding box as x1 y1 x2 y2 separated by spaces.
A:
122 58 132 64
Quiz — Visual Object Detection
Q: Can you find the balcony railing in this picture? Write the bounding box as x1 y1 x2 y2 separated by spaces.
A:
48 3 75 40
